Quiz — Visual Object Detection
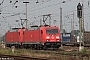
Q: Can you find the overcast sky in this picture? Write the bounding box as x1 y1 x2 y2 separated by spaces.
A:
0 0 90 35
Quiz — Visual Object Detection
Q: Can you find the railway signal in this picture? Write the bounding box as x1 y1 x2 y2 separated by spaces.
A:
77 3 82 18
77 3 84 51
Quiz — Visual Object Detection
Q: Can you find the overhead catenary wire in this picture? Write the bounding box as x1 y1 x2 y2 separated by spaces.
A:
26 0 72 13
0 0 25 10
0 0 90 23
0 0 90 35
1 0 90 18
0 0 87 18
19 0 51 14
27 0 90 18
0 0 51 14
0 0 51 19
0 0 57 19
1 7 90 21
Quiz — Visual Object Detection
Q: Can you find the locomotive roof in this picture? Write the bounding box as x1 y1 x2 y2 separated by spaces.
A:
12 28 22 30
30 25 57 28
41 25 58 28
12 27 25 30
30 25 38 27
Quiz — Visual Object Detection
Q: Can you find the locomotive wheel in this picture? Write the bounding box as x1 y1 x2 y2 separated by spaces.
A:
43 46 47 50
36 45 42 50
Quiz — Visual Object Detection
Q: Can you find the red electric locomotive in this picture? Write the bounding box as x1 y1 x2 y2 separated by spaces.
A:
5 28 26 48
5 25 61 49
22 25 61 49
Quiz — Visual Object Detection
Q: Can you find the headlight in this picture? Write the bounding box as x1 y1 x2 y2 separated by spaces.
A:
46 40 49 42
56 36 59 39
46 36 50 39
57 40 60 41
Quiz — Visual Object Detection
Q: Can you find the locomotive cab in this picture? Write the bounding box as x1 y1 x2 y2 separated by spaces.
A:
40 26 61 49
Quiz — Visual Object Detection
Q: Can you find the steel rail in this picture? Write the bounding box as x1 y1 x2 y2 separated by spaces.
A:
0 54 48 60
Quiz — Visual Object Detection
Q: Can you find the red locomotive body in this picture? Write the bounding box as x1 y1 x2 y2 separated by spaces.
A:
5 28 25 47
5 26 61 49
6 32 19 43
23 26 61 49
23 30 41 43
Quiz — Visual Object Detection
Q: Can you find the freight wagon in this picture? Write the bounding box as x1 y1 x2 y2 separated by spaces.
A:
61 33 78 46
61 33 72 46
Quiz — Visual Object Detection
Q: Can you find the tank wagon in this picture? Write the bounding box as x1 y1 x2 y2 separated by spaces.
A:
5 25 61 49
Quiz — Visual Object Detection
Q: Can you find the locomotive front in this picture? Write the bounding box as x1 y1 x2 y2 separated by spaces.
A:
41 26 61 49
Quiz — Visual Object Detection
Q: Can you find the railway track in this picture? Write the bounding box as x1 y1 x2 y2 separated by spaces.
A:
0 54 48 60
0 47 90 60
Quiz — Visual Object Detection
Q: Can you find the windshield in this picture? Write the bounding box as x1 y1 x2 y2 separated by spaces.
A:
46 29 58 34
